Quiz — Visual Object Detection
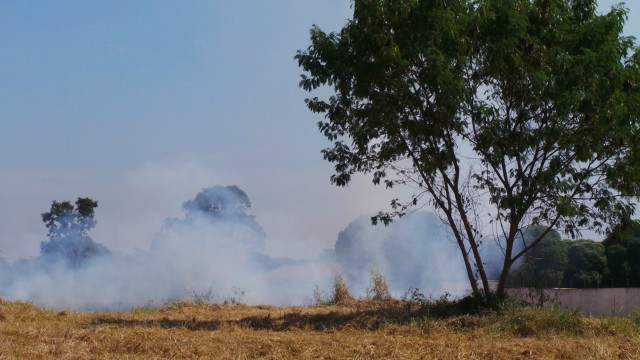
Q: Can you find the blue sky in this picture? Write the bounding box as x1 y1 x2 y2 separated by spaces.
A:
1 1 639 261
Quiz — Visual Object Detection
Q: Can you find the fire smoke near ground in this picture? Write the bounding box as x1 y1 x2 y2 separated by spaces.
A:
0 185 487 310
334 213 468 297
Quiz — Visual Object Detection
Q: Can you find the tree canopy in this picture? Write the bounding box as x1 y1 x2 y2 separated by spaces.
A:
182 185 252 218
603 219 640 286
297 0 640 297
41 198 98 239
154 185 266 253
564 239 607 287
40 197 109 267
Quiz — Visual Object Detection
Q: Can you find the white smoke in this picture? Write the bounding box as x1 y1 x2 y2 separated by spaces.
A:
333 212 471 298
0 184 500 310
0 185 332 309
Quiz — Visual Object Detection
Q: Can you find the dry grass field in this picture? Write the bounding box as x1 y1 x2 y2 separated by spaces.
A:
1 297 640 359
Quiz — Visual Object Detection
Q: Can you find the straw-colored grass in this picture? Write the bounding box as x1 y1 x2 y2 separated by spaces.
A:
1 297 639 359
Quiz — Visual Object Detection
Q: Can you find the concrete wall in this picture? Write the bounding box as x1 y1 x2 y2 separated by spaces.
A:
506 287 640 317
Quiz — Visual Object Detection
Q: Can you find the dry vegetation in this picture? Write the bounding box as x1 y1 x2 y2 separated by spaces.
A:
1 296 640 359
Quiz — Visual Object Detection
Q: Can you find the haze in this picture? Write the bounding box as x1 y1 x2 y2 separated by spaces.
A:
1 1 638 264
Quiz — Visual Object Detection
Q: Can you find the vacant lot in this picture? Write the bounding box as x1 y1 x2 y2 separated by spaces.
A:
1 298 639 359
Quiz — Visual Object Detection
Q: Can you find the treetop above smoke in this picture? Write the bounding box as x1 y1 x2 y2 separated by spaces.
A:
41 198 98 240
39 197 109 268
182 185 252 218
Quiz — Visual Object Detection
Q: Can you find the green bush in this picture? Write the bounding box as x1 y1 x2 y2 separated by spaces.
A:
489 305 585 337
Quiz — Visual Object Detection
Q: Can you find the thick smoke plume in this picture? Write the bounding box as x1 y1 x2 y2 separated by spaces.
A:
0 186 493 309
0 186 332 309
333 212 469 297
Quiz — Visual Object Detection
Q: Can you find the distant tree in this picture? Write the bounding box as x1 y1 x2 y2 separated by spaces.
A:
297 0 640 298
508 226 568 288
42 198 97 239
563 240 607 288
182 185 251 218
40 197 109 267
156 185 266 253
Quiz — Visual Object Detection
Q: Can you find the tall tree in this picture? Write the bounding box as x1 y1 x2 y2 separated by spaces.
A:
297 0 640 297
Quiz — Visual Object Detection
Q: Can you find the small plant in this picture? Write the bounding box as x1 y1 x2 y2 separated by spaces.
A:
365 269 392 301
161 298 183 310
191 287 216 305
130 305 157 314
401 286 426 312
631 308 640 329
402 286 426 303
312 284 328 305
312 273 354 305
223 287 246 305
598 316 638 336
331 273 354 304
423 292 462 318
489 305 586 337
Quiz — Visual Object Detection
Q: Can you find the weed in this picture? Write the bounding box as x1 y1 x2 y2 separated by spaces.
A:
632 308 640 329
130 305 157 314
191 287 216 304
365 269 392 301
600 309 640 335
161 298 183 310
488 305 586 337
312 284 327 305
401 286 427 313
223 287 246 305
331 273 354 304
423 292 461 318
401 286 426 303
1 299 639 358
312 273 354 305
598 316 637 336
189 287 246 305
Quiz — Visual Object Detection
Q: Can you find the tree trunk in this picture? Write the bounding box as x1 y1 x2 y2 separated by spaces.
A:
495 259 512 296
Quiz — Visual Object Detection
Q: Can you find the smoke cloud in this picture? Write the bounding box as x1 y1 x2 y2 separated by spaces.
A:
0 186 333 309
0 185 491 310
333 212 469 298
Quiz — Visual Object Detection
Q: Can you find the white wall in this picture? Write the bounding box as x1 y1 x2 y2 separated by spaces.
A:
506 288 640 317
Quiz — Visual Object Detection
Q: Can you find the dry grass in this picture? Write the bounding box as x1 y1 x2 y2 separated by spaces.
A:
1 297 640 359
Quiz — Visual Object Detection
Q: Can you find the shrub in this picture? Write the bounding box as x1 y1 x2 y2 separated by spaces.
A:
489 305 586 337
312 273 354 305
312 284 326 305
223 287 246 305
365 269 392 301
331 273 354 304
191 287 216 304
632 308 640 329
